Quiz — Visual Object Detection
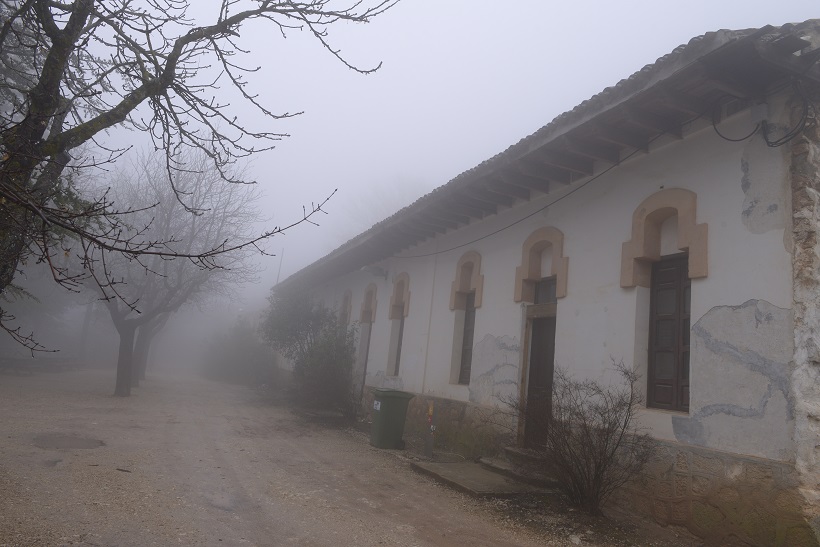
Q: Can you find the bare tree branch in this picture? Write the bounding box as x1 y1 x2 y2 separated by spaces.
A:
0 0 396 345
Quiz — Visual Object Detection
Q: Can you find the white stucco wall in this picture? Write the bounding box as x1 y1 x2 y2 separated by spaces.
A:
309 92 796 461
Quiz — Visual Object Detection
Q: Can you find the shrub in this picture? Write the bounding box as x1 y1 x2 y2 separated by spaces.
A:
261 289 357 416
202 316 278 386
294 314 357 416
511 360 654 515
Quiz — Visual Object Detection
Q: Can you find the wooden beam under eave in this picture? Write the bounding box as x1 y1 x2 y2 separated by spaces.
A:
470 186 515 208
559 135 621 164
398 222 437 239
755 42 820 85
695 62 763 99
344 250 374 275
531 149 594 176
427 206 471 226
377 232 415 252
516 159 574 185
455 192 502 212
592 124 650 152
620 105 683 139
499 169 552 193
485 177 531 200
417 212 462 230
655 87 710 117
391 233 428 252
375 226 426 250
440 198 488 219
411 217 451 234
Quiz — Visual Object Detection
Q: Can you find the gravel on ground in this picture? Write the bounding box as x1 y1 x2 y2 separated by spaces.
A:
0 368 698 546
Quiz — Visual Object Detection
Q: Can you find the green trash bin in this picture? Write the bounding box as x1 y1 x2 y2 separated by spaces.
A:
370 388 415 449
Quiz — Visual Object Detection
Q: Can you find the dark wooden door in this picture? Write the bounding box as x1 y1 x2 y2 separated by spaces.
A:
525 316 556 447
356 321 373 392
648 254 690 411
458 291 476 385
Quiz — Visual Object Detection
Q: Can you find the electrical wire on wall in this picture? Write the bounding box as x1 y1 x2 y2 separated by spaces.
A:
712 78 814 147
711 95 760 142
762 80 812 147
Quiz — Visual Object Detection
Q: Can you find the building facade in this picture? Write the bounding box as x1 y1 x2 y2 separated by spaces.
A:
280 21 820 545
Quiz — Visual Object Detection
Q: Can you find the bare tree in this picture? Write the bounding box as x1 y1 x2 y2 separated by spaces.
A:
92 151 261 396
506 360 655 515
131 311 169 385
0 0 397 344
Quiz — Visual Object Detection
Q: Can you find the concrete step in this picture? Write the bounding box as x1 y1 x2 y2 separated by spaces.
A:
496 445 561 486
477 456 558 489
502 445 549 466
410 461 557 498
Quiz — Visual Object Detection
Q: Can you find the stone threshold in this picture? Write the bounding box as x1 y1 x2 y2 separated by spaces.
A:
411 460 557 498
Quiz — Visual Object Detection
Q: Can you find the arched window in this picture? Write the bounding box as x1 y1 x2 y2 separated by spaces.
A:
449 251 484 310
450 252 483 385
621 188 708 412
514 228 566 445
620 188 707 288
514 227 569 302
360 283 377 324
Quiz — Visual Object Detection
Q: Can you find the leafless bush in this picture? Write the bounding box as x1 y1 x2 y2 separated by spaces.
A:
508 360 654 515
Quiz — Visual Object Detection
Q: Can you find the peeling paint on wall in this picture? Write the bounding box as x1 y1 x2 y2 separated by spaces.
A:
673 299 794 461
741 136 789 234
467 334 520 405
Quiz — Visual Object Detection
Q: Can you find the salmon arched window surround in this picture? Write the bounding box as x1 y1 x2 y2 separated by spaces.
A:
621 188 708 288
389 272 411 319
360 283 377 323
450 251 484 310
514 226 569 302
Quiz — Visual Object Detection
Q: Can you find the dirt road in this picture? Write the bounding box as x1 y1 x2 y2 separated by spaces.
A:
0 368 561 546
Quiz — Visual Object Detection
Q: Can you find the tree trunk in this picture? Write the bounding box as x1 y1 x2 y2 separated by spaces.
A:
132 325 154 387
114 323 136 397
140 335 156 381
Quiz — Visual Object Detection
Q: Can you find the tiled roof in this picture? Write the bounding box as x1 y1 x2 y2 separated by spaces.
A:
282 20 820 290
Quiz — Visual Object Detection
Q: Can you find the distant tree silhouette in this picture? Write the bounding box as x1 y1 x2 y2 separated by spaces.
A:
0 0 397 347
92 151 260 396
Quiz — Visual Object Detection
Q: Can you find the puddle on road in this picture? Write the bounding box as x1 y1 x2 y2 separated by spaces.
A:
33 433 105 449
204 491 243 512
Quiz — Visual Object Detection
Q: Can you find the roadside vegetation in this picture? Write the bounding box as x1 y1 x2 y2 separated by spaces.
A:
202 315 279 388
505 360 655 515
261 290 358 418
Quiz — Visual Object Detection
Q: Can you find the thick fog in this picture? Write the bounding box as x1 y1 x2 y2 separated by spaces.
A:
185 0 818 305
3 0 818 368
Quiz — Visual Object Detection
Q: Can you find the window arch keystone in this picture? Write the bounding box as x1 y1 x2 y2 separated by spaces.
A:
514 227 569 303
621 188 708 288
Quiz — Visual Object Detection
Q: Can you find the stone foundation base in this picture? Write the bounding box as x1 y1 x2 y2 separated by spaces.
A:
360 390 818 545
360 390 514 458
613 441 817 546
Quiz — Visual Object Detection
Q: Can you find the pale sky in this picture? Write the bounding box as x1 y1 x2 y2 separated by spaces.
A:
183 1 820 307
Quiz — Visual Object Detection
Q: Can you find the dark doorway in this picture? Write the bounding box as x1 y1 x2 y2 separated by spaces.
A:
354 321 373 403
647 253 690 411
458 291 476 385
525 315 556 447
